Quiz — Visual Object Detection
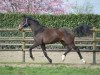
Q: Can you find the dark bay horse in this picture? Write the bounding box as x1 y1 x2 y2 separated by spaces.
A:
18 16 92 63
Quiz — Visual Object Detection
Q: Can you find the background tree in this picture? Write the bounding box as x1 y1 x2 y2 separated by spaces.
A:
0 0 73 15
72 1 93 14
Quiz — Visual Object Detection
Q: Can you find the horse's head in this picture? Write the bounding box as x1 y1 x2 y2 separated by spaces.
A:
18 15 31 31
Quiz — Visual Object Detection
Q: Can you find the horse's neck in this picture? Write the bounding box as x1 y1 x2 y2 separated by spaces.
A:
30 24 44 36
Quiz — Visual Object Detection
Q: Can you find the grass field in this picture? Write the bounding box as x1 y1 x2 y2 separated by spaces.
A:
0 65 100 75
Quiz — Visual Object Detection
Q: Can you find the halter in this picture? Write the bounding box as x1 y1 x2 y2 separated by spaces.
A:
23 18 29 27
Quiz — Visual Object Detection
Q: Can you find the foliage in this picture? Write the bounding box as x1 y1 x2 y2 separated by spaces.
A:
0 13 22 28
0 13 100 29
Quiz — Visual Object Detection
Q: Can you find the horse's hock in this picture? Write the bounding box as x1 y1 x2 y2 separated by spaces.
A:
0 51 100 64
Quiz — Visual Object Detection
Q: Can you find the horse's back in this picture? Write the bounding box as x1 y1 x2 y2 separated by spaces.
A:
41 28 74 44
41 28 62 43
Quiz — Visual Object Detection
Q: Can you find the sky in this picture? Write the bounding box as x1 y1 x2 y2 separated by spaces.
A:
91 0 100 14
63 0 100 14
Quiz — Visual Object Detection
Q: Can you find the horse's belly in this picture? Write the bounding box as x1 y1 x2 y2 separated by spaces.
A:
43 37 60 44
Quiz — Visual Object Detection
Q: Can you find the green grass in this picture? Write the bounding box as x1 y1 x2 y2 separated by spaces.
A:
0 66 100 75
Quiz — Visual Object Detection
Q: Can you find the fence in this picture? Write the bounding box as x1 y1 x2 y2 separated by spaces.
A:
0 27 100 64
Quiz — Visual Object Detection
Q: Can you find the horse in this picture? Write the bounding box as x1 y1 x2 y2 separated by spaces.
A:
18 15 92 64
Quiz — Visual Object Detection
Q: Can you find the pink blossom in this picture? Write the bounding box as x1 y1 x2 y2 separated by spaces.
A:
0 0 73 14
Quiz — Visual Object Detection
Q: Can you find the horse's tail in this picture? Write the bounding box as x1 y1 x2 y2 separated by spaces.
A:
73 24 93 37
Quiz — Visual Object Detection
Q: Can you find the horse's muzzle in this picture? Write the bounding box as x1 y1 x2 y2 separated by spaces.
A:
18 28 22 31
18 25 23 31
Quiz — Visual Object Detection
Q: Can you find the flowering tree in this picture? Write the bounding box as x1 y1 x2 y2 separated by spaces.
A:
0 0 73 15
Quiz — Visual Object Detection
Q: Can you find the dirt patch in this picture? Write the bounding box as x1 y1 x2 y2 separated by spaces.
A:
0 51 100 64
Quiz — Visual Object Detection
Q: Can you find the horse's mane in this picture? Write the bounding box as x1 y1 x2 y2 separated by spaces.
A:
26 16 47 36
27 16 40 25
26 16 47 29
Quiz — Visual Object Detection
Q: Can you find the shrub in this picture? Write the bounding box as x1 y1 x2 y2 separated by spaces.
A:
0 13 100 28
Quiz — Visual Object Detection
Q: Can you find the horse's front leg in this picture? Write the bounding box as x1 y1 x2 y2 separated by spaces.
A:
41 44 52 63
29 42 39 60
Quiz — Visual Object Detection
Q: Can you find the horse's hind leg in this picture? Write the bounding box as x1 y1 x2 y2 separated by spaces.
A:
72 44 86 63
41 44 52 63
61 41 71 61
62 45 71 61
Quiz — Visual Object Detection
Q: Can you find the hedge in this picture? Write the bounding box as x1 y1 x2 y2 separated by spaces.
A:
0 13 100 28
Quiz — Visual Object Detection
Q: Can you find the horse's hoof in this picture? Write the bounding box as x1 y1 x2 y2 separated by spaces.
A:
49 60 52 64
62 55 65 61
30 56 35 60
81 59 86 64
32 57 35 61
